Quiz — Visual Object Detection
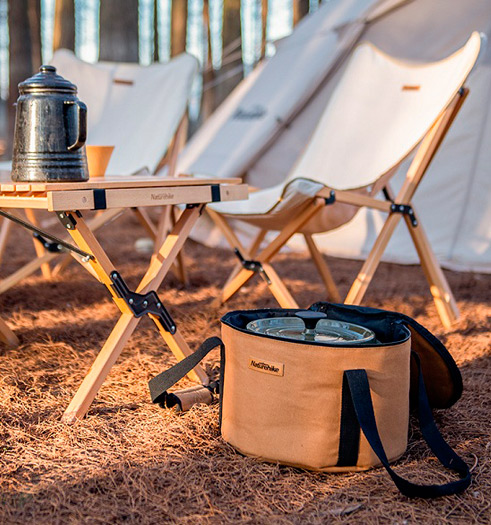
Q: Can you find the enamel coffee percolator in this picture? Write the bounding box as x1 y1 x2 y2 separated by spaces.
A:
11 65 89 182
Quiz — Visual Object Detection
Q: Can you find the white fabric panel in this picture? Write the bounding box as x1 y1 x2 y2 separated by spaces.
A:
51 50 197 176
289 33 482 190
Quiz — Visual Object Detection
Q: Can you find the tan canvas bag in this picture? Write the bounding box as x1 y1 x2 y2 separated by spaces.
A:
149 303 470 498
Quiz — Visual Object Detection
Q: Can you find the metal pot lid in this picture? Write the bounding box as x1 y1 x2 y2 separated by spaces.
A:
18 65 77 94
246 310 375 345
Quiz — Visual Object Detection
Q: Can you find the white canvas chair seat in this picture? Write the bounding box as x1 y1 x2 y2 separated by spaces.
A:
210 32 482 328
51 50 197 175
212 178 359 233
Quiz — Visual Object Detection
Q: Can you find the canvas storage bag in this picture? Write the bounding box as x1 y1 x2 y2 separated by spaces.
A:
149 303 471 498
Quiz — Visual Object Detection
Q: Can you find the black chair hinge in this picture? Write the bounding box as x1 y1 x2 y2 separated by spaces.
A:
390 203 418 227
234 248 271 285
324 190 336 205
110 271 177 334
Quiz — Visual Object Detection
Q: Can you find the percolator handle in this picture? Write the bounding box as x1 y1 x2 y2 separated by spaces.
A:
65 100 87 151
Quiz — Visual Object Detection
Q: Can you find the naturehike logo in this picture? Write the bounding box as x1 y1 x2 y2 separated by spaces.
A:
151 192 174 201
248 357 284 377
233 105 267 120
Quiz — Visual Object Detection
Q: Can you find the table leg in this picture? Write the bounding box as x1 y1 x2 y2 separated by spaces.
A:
61 205 207 422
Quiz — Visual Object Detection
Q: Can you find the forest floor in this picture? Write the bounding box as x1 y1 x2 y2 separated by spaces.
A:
0 212 489 524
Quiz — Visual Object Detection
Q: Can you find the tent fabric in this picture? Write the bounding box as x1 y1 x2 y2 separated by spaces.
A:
178 0 491 273
51 50 198 176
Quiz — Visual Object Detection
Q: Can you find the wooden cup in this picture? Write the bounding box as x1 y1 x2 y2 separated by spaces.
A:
86 145 114 177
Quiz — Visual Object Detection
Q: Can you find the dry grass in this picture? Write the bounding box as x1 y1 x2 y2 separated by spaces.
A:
0 212 489 524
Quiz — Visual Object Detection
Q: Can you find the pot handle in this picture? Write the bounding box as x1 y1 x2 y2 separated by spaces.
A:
65 100 87 151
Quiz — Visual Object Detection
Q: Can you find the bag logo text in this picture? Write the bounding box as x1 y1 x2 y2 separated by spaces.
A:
248 357 284 377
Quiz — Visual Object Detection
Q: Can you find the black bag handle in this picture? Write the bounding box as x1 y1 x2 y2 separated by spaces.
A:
148 336 223 405
344 353 471 498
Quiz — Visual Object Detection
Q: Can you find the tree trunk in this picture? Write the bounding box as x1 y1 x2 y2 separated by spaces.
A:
201 0 215 122
222 0 241 53
261 0 268 58
7 0 42 157
99 0 139 62
171 0 187 57
293 0 309 25
153 0 159 62
215 0 242 107
53 0 75 51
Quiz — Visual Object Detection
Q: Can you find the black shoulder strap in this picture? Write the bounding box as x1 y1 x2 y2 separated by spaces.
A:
344 353 471 498
148 337 223 405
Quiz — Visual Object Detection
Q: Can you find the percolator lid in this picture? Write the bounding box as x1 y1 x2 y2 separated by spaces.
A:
18 65 77 94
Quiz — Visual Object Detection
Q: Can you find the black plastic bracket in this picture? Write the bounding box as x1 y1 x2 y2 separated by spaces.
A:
324 190 336 205
93 189 107 210
33 233 66 253
390 203 418 227
57 211 77 230
109 271 177 334
234 248 271 285
186 203 206 215
211 184 221 202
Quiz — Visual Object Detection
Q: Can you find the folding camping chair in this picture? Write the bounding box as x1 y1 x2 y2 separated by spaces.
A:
0 49 197 292
208 32 483 329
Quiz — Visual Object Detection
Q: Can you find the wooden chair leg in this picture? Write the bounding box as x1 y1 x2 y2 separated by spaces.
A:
215 266 256 305
0 316 19 347
262 262 299 308
212 200 326 307
0 218 12 265
152 206 188 285
0 252 57 295
222 229 267 291
345 212 402 305
24 209 51 279
304 234 341 302
404 215 459 328
171 206 188 286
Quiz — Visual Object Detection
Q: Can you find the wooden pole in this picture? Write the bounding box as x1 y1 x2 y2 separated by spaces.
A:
53 0 75 51
99 0 139 62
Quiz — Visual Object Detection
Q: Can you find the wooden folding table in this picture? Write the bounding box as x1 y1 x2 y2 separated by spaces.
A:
0 175 247 422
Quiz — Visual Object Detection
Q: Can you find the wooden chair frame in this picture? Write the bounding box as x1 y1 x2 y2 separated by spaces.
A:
211 89 468 329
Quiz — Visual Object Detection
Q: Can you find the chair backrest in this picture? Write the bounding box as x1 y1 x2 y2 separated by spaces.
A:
51 50 198 176
288 32 483 190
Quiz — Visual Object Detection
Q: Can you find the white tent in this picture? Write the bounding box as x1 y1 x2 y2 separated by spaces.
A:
177 0 491 273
